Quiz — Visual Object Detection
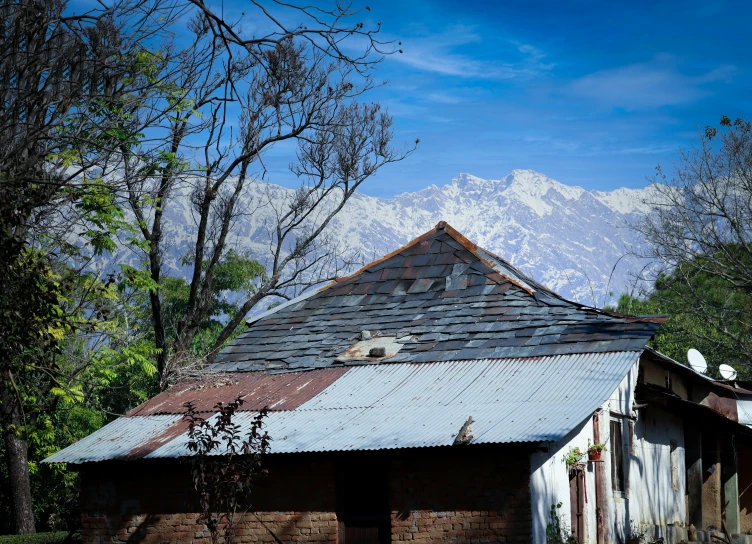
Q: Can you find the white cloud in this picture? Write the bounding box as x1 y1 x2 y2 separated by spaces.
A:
569 56 736 110
389 25 553 80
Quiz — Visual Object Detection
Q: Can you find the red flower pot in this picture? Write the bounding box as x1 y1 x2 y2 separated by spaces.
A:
588 450 602 461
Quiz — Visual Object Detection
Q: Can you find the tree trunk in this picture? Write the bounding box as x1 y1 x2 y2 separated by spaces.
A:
0 374 35 534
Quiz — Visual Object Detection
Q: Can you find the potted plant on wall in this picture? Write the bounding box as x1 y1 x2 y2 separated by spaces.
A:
564 447 585 471
587 439 606 461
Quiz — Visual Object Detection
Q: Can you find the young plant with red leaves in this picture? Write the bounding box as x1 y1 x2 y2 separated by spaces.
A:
183 396 270 544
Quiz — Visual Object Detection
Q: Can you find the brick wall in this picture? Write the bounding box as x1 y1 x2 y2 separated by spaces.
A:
82 512 338 544
79 446 532 543
390 447 532 543
80 458 338 544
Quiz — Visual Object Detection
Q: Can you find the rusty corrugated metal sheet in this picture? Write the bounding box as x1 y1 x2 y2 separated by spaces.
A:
47 352 642 463
128 367 348 416
44 415 182 464
701 392 739 422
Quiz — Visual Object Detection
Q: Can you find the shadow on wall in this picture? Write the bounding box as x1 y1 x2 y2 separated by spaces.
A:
629 405 685 533
125 514 161 543
529 418 591 543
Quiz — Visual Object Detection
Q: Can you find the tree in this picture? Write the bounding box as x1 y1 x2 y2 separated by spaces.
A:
633 116 752 377
117 1 415 386
0 0 181 532
615 266 752 377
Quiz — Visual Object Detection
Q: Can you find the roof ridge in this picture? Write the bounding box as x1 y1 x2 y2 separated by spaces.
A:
247 222 462 325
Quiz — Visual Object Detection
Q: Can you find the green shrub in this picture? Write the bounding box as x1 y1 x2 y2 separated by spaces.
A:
0 532 79 544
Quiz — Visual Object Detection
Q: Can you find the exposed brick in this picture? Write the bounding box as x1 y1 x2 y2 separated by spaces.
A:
80 447 532 543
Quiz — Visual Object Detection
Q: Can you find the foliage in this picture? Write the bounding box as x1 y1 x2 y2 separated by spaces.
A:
154 251 265 360
587 440 606 453
546 503 577 544
632 115 752 378
183 397 270 544
563 447 584 468
0 532 78 544
615 258 752 378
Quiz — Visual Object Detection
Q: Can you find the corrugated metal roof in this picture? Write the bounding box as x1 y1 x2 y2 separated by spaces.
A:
44 415 182 464
128 367 347 416
46 352 639 463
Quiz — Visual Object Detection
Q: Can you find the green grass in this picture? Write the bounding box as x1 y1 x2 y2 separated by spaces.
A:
0 533 80 544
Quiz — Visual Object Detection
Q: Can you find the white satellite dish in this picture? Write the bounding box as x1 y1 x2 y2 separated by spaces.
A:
719 364 738 381
687 349 708 374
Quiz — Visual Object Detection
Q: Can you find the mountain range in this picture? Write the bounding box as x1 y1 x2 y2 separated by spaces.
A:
118 169 658 307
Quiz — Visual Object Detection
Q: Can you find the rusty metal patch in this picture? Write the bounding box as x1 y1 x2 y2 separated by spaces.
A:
701 392 739 422
125 417 192 459
128 368 348 416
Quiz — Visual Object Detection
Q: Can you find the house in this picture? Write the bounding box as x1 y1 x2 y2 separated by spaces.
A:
46 222 752 544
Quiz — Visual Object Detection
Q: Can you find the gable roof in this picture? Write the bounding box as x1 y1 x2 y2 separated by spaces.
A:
45 224 670 465
212 222 664 373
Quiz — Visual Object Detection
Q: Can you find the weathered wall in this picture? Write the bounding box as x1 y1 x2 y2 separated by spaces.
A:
738 441 752 533
530 418 595 544
629 404 686 531
80 457 338 544
79 447 533 543
390 447 532 543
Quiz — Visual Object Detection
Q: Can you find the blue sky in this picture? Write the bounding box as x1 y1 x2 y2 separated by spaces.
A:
71 0 752 196
331 0 751 196
261 0 750 197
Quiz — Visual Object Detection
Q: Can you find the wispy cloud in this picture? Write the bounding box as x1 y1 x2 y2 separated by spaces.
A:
391 25 554 80
569 55 736 110
426 92 465 104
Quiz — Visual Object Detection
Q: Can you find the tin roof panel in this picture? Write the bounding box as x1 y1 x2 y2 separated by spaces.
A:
48 352 641 463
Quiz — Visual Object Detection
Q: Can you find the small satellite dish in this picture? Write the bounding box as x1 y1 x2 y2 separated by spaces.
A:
719 364 738 381
687 349 708 374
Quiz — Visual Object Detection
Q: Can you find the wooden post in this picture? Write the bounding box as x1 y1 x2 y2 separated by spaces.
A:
722 435 740 535
684 424 703 529
593 411 607 544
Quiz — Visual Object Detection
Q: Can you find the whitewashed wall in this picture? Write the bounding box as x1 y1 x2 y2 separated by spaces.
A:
628 404 686 531
529 358 685 544
530 418 596 544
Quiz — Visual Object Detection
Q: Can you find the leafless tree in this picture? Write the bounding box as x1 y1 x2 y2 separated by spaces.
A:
633 116 752 368
118 1 415 386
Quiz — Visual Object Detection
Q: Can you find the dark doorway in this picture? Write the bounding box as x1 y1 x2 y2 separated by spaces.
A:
337 462 390 544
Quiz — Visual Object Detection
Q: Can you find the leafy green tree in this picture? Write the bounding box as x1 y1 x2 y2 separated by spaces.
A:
0 0 180 532
616 257 752 378
141 250 265 366
632 116 752 378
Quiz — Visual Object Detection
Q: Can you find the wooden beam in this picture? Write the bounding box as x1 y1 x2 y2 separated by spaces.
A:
722 436 740 535
685 424 703 529
593 411 607 544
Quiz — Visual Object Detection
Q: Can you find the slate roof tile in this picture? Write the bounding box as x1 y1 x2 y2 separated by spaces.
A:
210 223 666 372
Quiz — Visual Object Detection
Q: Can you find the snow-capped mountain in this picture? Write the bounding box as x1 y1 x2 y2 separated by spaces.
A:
116 169 657 306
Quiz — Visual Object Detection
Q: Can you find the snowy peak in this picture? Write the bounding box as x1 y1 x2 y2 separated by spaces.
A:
109 169 655 308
